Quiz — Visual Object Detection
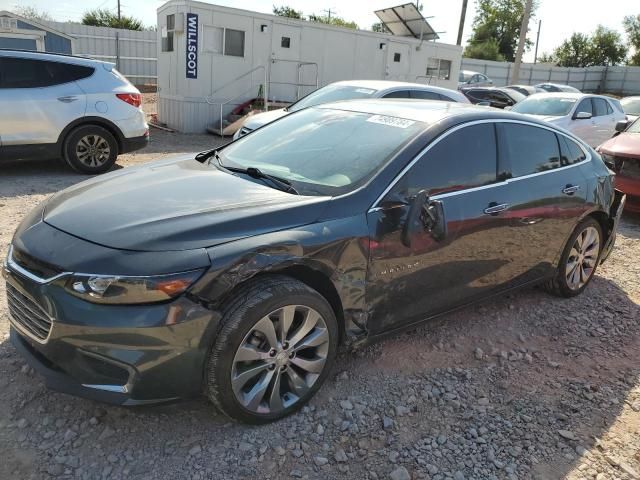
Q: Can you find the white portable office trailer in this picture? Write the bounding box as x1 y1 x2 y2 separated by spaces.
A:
157 1 462 133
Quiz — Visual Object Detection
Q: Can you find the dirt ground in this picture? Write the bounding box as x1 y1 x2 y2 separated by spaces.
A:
1 94 640 480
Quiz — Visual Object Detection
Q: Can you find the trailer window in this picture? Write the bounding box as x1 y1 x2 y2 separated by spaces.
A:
224 29 245 57
393 53 401 62
427 58 451 80
281 36 291 48
161 31 174 52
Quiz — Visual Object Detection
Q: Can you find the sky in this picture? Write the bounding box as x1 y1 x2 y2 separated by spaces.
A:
1 0 637 62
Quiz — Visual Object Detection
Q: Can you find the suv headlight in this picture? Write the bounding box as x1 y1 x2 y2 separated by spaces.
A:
64 270 204 305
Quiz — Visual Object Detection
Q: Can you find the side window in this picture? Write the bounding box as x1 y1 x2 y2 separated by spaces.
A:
0 58 71 89
410 90 441 101
63 64 94 82
559 136 587 166
499 123 561 176
383 90 410 99
575 99 593 117
605 101 613 114
388 123 498 198
471 90 488 100
471 75 480 83
593 98 609 117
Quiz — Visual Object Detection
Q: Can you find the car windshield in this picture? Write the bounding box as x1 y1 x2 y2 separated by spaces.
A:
218 107 424 196
511 96 577 116
287 84 378 113
628 118 640 134
459 72 472 82
621 98 640 116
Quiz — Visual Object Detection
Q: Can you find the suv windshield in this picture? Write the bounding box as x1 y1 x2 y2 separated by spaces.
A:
628 118 640 134
512 96 577 116
288 84 378 113
621 98 640 116
219 107 424 196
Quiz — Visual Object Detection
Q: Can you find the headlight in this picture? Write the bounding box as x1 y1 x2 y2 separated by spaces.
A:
65 270 204 305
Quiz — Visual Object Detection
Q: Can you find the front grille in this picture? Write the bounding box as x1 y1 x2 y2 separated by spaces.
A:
11 247 63 280
6 284 52 341
617 156 640 179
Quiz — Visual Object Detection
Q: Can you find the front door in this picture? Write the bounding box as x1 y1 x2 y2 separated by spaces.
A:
0 56 86 147
592 97 617 146
366 122 517 334
571 98 598 147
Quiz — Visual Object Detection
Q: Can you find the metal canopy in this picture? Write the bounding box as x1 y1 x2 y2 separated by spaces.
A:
374 3 439 40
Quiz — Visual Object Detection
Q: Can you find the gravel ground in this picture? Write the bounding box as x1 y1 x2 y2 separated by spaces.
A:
1 95 640 480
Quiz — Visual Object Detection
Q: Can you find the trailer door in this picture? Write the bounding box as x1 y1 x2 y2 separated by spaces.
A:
385 42 410 81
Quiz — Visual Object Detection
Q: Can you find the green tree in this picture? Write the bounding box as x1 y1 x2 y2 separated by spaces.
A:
623 14 640 65
552 26 627 67
272 5 304 19
308 13 358 30
464 38 505 61
553 33 592 67
536 52 555 64
371 22 388 33
14 6 53 22
465 0 538 62
82 8 143 31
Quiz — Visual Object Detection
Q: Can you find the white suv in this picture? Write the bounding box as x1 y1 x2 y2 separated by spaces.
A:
0 50 148 174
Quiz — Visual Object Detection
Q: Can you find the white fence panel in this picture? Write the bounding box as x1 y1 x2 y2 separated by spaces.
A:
42 20 157 85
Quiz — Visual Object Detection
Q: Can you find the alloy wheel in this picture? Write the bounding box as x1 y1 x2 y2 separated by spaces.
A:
76 135 111 168
565 226 600 290
231 305 330 415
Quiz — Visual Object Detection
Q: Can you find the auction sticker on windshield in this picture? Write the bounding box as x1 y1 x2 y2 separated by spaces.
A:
367 115 416 128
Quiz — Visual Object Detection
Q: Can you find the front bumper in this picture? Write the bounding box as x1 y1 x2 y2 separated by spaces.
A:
3 259 220 406
614 175 640 213
600 189 626 263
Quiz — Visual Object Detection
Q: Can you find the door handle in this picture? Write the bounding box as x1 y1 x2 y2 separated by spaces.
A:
57 96 78 103
562 184 580 195
483 202 509 215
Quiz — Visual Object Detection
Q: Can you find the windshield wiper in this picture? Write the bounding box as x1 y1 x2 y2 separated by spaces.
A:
218 161 299 195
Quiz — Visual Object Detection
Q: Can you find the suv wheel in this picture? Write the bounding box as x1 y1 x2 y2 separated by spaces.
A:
544 217 602 297
205 275 338 424
63 125 118 174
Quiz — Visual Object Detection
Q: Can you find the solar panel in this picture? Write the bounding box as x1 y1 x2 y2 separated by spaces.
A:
374 3 439 40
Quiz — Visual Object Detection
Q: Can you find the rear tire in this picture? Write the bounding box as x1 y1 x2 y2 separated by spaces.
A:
205 275 338 424
543 217 602 297
63 125 118 174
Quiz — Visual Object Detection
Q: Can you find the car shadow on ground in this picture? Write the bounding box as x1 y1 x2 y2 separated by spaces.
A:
0 273 638 479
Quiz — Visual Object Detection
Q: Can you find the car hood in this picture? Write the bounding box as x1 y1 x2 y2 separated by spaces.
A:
599 133 640 159
242 108 289 131
43 155 331 252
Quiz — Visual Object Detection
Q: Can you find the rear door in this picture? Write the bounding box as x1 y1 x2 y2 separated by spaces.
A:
0 57 87 147
496 121 590 284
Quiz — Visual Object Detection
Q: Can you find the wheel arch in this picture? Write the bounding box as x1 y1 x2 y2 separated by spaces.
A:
57 116 125 155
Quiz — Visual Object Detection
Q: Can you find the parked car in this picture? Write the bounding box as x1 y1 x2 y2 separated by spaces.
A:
503 84 543 97
233 80 469 139
4 100 624 424
597 118 640 212
0 49 148 174
620 96 640 122
535 83 581 93
511 93 626 147
458 70 493 88
460 86 526 109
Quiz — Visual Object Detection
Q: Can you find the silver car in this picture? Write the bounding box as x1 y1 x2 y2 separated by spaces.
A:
458 70 493 88
233 80 470 139
0 49 148 174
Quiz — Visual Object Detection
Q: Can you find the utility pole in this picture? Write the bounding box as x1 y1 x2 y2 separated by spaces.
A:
511 0 533 84
117 0 121 21
456 0 468 46
323 8 333 21
533 20 542 64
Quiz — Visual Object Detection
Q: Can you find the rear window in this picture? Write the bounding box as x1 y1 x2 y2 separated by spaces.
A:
0 57 94 88
559 136 587 165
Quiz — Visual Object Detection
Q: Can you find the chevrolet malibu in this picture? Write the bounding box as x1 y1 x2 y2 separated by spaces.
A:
4 100 625 424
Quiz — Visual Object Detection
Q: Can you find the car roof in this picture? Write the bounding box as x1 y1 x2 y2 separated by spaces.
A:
331 79 454 93
0 49 113 68
315 98 553 127
460 70 482 75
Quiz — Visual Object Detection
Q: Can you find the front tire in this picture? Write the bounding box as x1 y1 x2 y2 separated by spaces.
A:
205 275 338 424
63 125 118 174
544 217 602 297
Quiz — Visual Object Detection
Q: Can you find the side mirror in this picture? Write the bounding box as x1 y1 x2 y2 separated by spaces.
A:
401 190 447 247
574 111 592 120
615 120 630 132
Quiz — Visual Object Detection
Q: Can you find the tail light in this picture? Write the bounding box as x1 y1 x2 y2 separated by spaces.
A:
116 93 142 108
